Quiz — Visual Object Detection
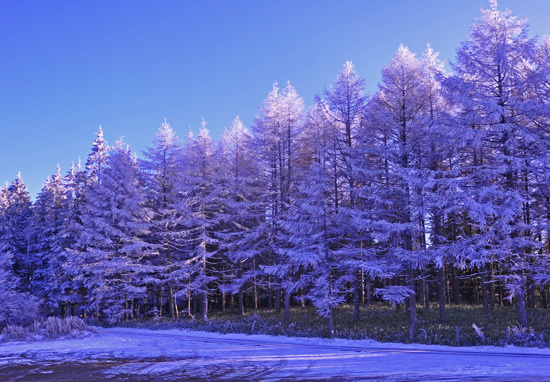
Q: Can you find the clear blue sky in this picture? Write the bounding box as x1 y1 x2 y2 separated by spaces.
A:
1 0 549 198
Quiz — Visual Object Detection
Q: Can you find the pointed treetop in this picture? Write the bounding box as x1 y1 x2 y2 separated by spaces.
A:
156 118 176 148
328 60 365 96
222 115 250 147
230 115 247 133
114 137 130 152
200 117 208 133
342 60 355 76
262 82 280 111
198 120 212 142
422 43 444 72
396 44 416 61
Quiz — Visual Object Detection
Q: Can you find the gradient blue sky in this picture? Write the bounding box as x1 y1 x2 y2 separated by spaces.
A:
1 0 549 198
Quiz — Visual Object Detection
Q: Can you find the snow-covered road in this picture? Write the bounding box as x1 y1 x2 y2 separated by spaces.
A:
1 327 550 381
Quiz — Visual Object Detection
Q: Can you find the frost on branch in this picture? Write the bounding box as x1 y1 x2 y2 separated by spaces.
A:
374 286 415 306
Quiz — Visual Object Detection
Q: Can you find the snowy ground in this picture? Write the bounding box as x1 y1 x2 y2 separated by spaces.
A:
2 328 550 381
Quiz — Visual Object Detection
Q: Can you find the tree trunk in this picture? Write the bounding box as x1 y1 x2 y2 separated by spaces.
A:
276 287 281 314
481 267 489 317
168 286 175 319
238 261 245 316
473 275 479 305
452 267 460 304
253 256 258 311
328 309 334 338
498 280 504 307
365 276 371 305
361 270 365 304
238 287 245 316
268 277 273 309
515 279 529 328
353 271 360 321
438 266 447 323
202 290 208 321
488 263 495 310
528 277 536 309
408 269 417 336
284 290 290 321
424 279 430 310
159 291 163 317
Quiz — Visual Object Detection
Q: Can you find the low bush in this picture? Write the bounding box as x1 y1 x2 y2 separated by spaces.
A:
1 325 29 342
0 292 40 327
0 316 94 343
40 316 90 339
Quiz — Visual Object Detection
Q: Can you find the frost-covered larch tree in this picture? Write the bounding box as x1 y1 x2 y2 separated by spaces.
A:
1 174 33 293
86 126 109 185
180 121 224 321
0 180 39 325
29 166 67 314
141 119 185 319
284 104 353 334
216 116 261 315
77 140 153 323
530 36 550 295
446 0 540 328
419 44 459 323
318 61 368 321
253 81 304 320
55 161 89 316
364 45 433 334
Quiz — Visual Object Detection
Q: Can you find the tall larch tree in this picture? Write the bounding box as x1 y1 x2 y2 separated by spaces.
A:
447 0 540 328
217 116 261 315
78 140 153 322
319 61 368 320
365 45 432 334
253 81 304 320
141 119 185 319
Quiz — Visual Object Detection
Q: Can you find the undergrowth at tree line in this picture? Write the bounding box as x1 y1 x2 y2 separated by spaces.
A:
115 303 550 348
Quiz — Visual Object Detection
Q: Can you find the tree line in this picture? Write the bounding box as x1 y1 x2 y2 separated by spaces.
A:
1 2 550 335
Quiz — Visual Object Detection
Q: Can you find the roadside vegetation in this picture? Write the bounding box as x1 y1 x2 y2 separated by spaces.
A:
116 303 550 348
1 317 95 343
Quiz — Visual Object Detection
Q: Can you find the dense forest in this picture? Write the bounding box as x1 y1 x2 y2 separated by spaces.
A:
1 2 550 337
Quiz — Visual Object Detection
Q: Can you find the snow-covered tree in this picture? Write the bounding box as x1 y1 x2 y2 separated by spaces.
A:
362 45 433 333
1 174 33 292
0 176 39 325
318 61 368 320
29 166 67 314
216 116 261 315
86 126 109 185
252 81 304 319
446 0 540 328
141 119 185 318
77 140 153 323
55 161 89 316
179 120 224 321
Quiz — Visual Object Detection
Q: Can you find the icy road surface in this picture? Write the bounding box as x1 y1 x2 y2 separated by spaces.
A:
2 327 550 381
